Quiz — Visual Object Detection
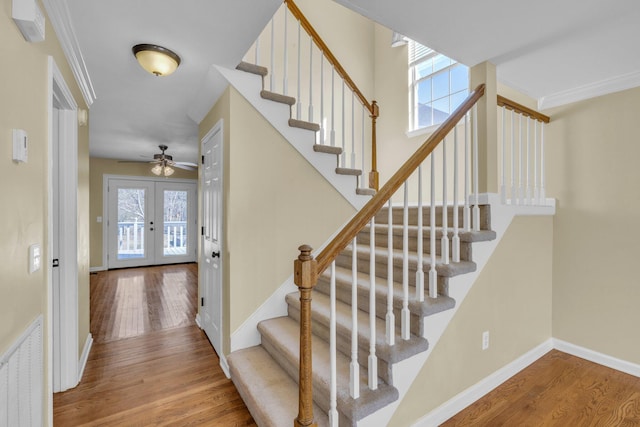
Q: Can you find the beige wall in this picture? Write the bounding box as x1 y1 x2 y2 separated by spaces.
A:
198 87 356 355
389 216 554 426
0 0 89 422
88 157 197 268
545 87 640 364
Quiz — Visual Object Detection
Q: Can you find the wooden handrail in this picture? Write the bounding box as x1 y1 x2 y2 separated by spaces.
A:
497 95 550 123
284 0 373 114
315 84 486 274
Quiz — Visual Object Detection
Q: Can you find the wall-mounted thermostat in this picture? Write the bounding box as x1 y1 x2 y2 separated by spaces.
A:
13 129 28 163
12 0 45 43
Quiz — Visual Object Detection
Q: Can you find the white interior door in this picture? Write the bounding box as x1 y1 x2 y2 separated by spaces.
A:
107 178 197 269
200 122 223 354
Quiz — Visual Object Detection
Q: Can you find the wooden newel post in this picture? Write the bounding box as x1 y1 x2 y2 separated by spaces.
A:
369 100 380 191
294 244 318 427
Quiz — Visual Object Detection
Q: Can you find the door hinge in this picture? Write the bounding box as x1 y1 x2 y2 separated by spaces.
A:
52 258 59 268
201 297 204 307
201 226 205 236
201 155 205 165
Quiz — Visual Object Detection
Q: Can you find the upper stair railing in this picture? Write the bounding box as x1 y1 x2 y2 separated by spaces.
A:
497 95 551 206
243 0 380 191
293 83 486 426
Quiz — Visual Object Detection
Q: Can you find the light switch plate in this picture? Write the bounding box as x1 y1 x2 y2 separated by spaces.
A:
29 244 41 273
13 129 28 163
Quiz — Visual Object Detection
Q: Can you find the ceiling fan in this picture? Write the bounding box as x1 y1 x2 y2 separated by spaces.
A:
120 145 198 176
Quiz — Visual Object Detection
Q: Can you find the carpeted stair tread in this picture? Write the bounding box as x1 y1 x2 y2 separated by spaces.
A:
314 144 343 155
340 244 476 278
336 167 362 176
315 265 455 318
236 61 268 77
375 205 492 230
356 188 376 196
285 291 429 365
260 90 296 106
258 316 399 423
362 223 497 243
289 118 321 131
228 346 329 427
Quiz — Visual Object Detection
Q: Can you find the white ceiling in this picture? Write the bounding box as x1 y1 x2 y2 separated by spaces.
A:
66 0 280 163
64 0 640 162
336 0 640 108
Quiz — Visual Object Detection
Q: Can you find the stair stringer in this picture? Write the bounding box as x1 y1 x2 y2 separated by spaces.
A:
357 194 556 427
214 64 370 210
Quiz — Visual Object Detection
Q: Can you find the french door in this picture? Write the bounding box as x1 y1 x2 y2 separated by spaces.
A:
107 178 197 269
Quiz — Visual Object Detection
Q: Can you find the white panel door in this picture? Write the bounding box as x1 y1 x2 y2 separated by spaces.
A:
201 122 223 354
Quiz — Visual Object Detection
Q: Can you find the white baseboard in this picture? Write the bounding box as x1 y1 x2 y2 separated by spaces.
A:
412 339 554 427
78 333 93 382
89 266 106 273
219 352 231 379
553 338 640 378
195 313 203 329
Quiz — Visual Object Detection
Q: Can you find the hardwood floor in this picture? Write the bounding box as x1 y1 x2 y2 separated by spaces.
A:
442 349 640 426
53 264 256 426
53 264 640 426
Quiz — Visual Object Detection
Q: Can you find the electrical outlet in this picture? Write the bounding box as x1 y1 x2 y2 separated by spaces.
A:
482 331 490 350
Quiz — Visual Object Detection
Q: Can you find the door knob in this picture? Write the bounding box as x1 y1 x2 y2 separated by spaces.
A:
212 251 220 258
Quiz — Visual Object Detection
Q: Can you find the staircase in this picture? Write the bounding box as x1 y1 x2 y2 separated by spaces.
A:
228 204 496 426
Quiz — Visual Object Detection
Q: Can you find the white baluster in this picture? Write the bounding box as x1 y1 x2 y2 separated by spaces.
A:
254 37 260 65
270 17 275 91
386 199 395 346
296 19 301 119
350 238 359 399
540 123 546 203
473 105 480 231
309 37 314 122
330 68 335 147
452 127 460 263
525 117 531 205
341 81 346 167
463 113 470 231
282 7 288 95
368 217 378 390
402 182 410 340
518 114 524 205
441 136 449 265
416 165 424 302
361 105 366 178
534 120 539 205
429 153 438 298
329 261 339 426
511 109 516 205
500 106 506 204
320 54 324 145
351 93 356 169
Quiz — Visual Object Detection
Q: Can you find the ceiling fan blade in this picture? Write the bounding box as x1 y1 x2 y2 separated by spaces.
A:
173 164 197 171
175 161 198 167
117 160 156 164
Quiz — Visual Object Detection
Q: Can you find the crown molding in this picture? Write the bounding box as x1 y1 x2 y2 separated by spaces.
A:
538 70 640 110
42 0 96 107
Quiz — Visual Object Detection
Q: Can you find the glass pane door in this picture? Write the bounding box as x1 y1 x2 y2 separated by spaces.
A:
107 179 155 269
155 181 197 264
117 188 147 260
162 189 188 256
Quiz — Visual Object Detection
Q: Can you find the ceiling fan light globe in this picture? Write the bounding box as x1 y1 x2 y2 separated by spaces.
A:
163 166 175 176
151 164 163 175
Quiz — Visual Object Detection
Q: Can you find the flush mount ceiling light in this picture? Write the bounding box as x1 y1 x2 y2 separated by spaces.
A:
132 44 181 77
